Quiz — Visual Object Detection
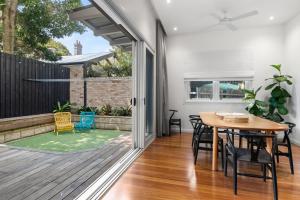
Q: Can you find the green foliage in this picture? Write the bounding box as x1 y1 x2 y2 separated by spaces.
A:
0 1 4 50
111 105 132 117
243 87 268 117
4 0 84 61
77 106 99 114
264 64 293 122
45 39 71 57
88 47 132 77
100 104 112 116
53 101 71 113
72 104 132 117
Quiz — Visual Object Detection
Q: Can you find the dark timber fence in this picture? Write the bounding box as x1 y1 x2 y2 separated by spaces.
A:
0 52 70 119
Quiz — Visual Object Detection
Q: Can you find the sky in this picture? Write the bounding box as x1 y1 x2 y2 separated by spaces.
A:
56 0 112 55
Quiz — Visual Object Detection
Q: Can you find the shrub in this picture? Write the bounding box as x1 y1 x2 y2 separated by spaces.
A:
53 101 71 113
100 104 112 115
111 105 132 116
77 106 99 114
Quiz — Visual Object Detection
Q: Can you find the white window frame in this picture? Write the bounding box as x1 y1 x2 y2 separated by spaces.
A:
184 71 254 103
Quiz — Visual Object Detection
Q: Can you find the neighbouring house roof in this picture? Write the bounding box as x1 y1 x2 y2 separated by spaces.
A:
56 52 113 65
68 5 133 51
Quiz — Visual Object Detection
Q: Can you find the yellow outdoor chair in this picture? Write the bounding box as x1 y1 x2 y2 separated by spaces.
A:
54 112 75 136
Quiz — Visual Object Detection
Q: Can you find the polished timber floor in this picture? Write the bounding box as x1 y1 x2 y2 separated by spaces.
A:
102 133 300 200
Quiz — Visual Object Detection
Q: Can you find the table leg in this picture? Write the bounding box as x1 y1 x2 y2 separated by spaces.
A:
212 126 218 171
266 131 273 154
265 131 273 176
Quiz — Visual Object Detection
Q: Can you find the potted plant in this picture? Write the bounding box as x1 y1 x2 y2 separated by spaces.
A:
243 87 268 117
264 64 293 122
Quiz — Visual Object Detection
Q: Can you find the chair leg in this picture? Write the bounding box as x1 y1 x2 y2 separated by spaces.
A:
194 146 199 165
224 148 228 177
247 139 250 149
192 131 195 147
169 124 171 136
287 140 294 174
263 164 267 182
220 140 224 170
272 161 278 200
179 122 182 135
239 136 242 148
192 140 197 157
194 140 199 165
233 158 238 195
276 145 280 163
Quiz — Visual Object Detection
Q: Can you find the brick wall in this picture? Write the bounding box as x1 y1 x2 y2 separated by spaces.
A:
70 67 84 106
70 67 132 108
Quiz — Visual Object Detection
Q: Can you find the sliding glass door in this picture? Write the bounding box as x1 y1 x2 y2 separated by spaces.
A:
143 45 156 146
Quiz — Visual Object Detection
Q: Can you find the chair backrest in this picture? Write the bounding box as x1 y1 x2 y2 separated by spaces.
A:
79 112 95 125
194 121 211 139
169 109 178 120
189 115 200 119
189 118 202 130
54 112 72 125
226 130 277 158
283 122 296 134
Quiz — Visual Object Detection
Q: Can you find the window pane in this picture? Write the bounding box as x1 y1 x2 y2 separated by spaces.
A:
219 81 245 99
190 81 213 99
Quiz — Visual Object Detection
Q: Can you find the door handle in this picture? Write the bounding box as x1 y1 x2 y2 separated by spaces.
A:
130 98 137 106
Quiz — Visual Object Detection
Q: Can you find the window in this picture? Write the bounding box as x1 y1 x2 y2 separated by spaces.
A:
185 79 252 102
219 81 245 99
190 81 213 100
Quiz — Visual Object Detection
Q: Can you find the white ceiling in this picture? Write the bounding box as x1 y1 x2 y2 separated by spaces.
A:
150 0 300 35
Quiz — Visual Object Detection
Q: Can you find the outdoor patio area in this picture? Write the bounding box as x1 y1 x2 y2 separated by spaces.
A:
0 132 132 200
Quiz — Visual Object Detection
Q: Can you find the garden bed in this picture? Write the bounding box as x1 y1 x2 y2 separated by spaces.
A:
72 115 132 131
0 114 132 143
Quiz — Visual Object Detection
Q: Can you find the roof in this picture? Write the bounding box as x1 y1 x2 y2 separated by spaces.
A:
56 52 113 65
68 5 133 51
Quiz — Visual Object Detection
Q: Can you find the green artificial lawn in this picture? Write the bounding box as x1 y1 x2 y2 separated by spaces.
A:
7 129 128 153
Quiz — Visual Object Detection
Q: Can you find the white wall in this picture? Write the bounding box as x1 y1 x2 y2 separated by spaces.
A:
167 26 285 131
108 0 157 50
284 13 300 144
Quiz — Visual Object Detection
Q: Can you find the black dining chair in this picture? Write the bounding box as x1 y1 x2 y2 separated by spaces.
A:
169 110 181 135
189 115 202 146
192 120 224 168
238 130 265 148
276 122 296 174
224 130 278 200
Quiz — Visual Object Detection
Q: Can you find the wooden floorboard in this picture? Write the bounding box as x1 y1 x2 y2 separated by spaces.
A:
0 134 131 200
102 133 300 200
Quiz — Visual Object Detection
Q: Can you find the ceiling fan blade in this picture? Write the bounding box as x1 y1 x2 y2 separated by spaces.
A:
231 10 258 21
225 23 238 31
210 13 222 21
198 23 220 32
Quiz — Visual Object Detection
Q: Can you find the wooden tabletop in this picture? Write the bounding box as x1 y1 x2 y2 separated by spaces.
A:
200 112 288 132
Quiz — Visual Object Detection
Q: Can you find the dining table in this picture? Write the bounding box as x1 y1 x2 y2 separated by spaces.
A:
200 112 289 171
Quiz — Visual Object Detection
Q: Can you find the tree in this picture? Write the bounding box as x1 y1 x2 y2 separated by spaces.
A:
88 47 133 77
2 0 18 53
1 0 84 60
0 1 4 50
45 39 71 57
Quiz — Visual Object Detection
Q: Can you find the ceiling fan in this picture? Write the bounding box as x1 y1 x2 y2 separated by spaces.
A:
206 10 259 31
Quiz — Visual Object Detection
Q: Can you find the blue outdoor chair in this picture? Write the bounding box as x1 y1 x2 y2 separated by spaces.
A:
75 112 96 129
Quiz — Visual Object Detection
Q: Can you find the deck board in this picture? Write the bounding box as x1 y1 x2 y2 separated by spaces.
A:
0 134 131 200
